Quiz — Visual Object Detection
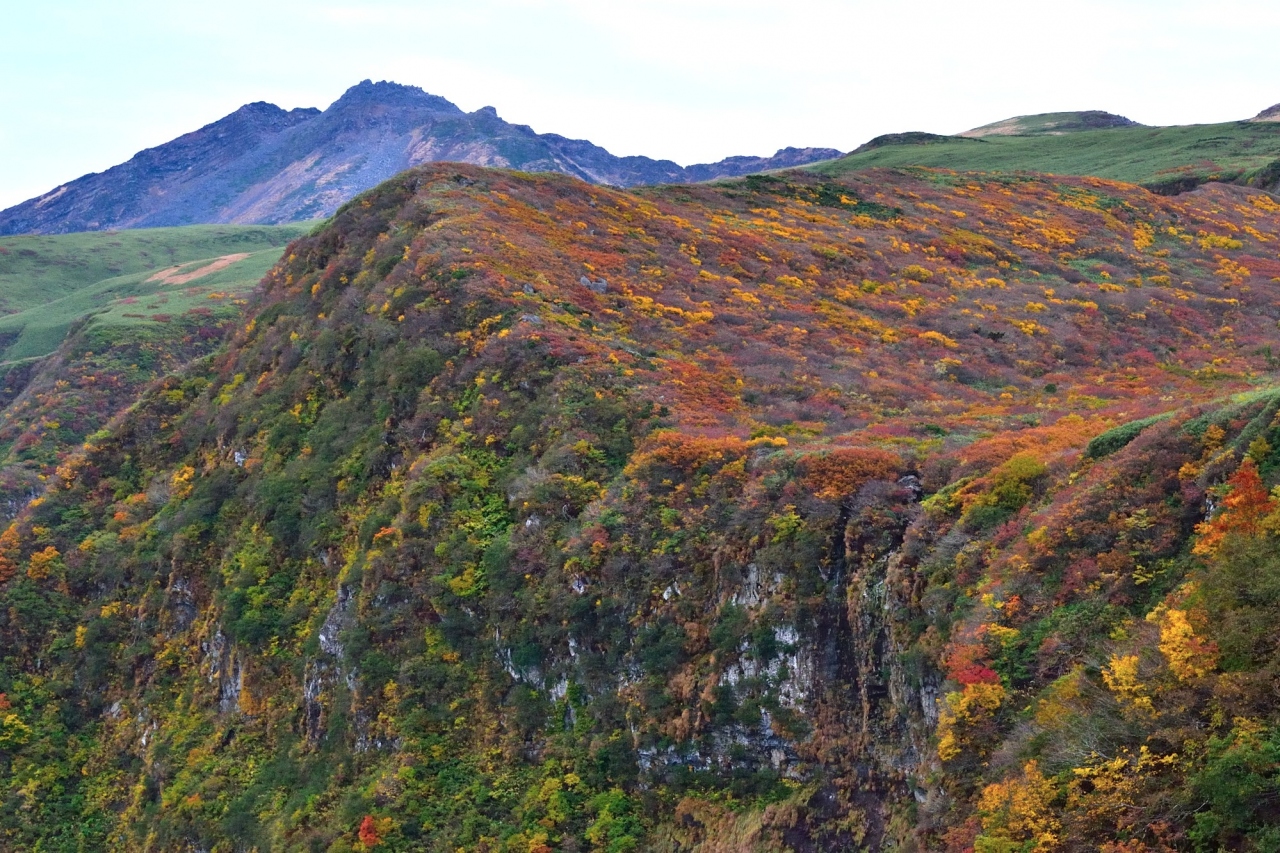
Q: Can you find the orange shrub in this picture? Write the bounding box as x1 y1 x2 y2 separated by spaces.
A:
800 447 900 501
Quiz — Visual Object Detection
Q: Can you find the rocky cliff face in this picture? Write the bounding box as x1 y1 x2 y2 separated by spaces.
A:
0 80 842 235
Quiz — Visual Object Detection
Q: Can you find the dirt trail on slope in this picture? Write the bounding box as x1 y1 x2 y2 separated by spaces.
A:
147 253 250 285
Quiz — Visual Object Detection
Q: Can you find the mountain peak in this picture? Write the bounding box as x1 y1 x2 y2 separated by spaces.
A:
960 110 1141 137
232 100 288 116
219 100 320 131
0 80 842 234
329 79 463 115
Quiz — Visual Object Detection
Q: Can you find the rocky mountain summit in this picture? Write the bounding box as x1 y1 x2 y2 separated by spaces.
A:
1254 102 1280 122
0 80 842 235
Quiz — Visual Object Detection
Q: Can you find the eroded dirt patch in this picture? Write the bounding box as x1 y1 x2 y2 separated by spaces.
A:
147 253 249 285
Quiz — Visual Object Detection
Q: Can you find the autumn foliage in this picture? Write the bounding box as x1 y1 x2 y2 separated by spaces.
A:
2 163 1280 850
357 815 380 848
799 447 900 500
1192 458 1273 555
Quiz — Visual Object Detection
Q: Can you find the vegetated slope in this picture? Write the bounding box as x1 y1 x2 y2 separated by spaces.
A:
2 164 1280 851
815 116 1280 195
0 225 309 361
0 225 306 318
960 110 1142 137
0 80 842 236
0 224 308 515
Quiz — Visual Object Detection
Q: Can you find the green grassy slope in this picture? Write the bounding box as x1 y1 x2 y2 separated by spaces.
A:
0 248 287 362
0 225 311 362
961 110 1140 137
814 120 1280 192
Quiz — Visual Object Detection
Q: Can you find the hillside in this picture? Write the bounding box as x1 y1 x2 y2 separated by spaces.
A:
0 224 308 516
960 110 1142 137
815 113 1280 194
0 81 841 236
1251 103 1280 122
2 163 1280 851
0 225 308 359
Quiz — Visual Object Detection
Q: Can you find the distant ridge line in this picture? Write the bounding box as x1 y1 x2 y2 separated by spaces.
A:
0 80 843 236
960 110 1142 138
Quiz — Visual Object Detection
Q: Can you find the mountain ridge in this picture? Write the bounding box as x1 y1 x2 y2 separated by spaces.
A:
4 161 1280 848
7 83 1280 850
813 104 1280 195
960 109 1142 137
0 80 842 236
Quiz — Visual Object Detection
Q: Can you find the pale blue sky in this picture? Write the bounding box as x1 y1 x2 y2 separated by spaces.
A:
3 0 1279 209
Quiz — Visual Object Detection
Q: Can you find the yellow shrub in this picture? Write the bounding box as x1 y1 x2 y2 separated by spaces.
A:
171 465 196 500
1101 654 1154 715
976 760 1061 851
27 546 61 581
936 681 1005 760
918 330 959 349
1199 233 1243 251
1147 603 1216 681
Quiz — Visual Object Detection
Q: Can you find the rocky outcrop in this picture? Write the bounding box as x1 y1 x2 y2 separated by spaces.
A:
1251 102 1280 122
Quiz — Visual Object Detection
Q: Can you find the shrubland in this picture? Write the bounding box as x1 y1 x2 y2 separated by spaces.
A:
1 164 1280 850
0 226 307 518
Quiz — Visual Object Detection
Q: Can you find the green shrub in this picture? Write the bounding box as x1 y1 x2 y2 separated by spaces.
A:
1085 413 1171 460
